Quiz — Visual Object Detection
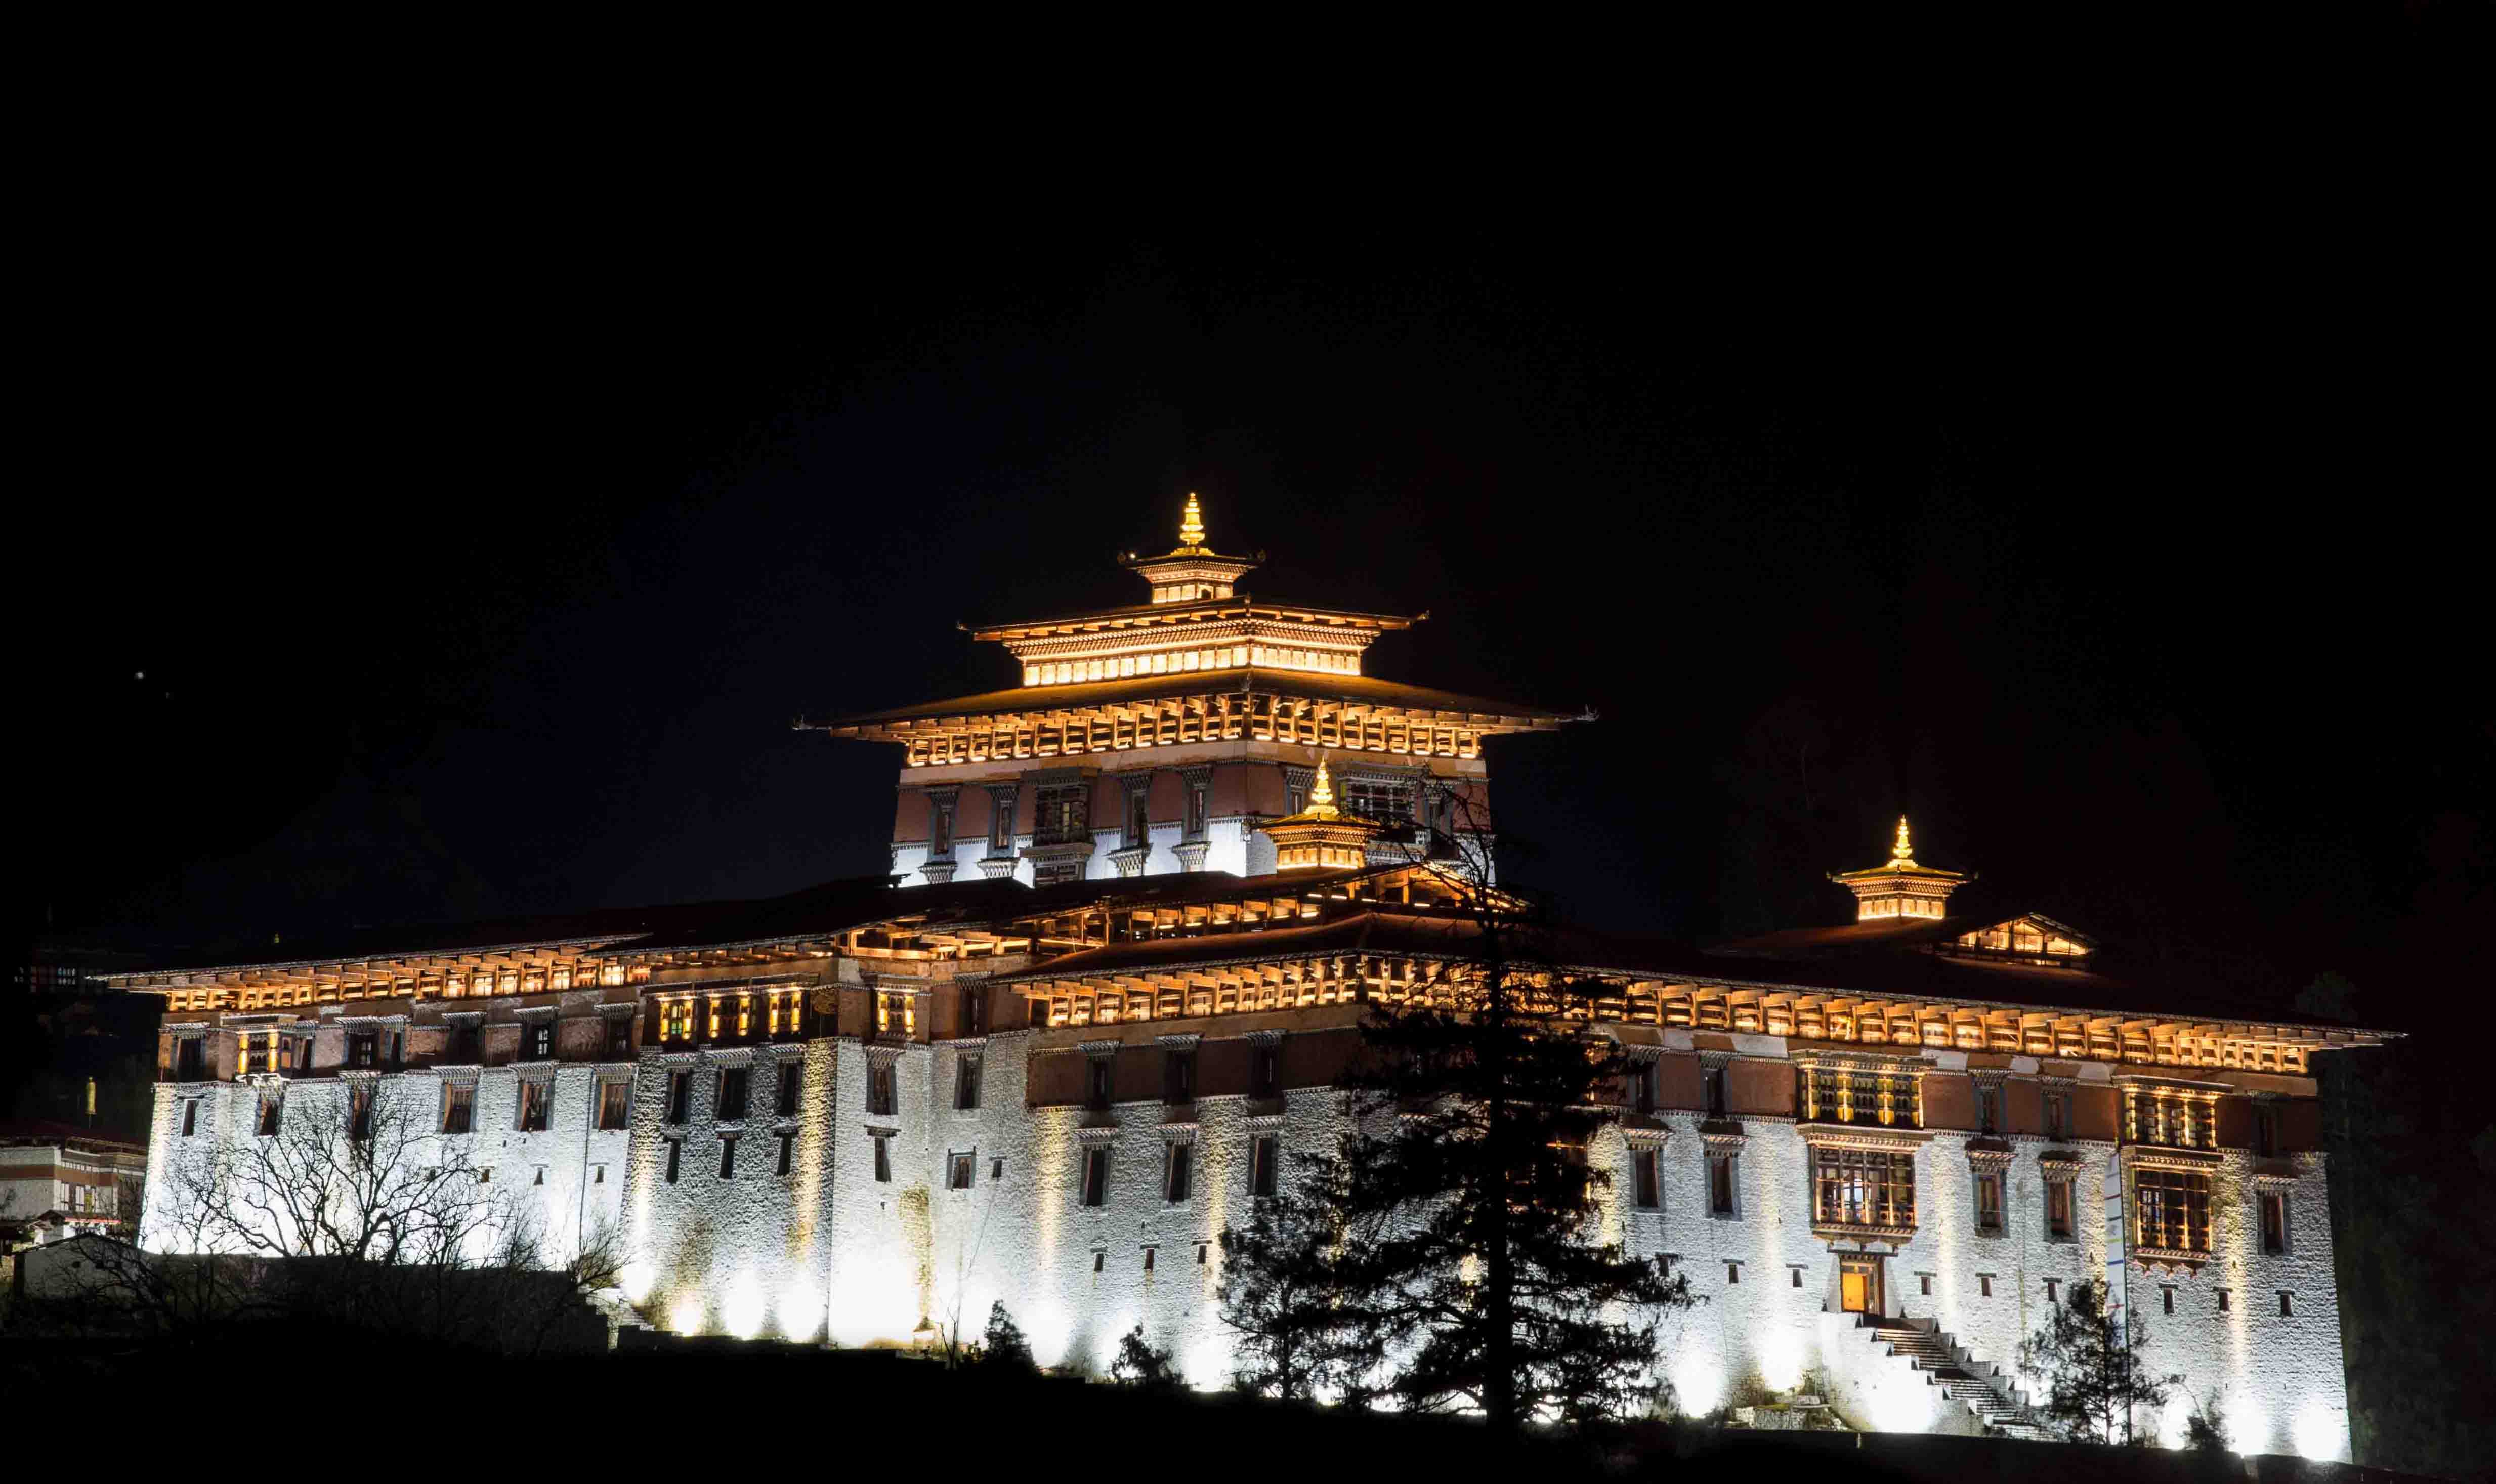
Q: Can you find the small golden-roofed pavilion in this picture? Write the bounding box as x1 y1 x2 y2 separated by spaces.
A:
1830 816 1970 921
1123 491 1263 603
1257 754 1383 870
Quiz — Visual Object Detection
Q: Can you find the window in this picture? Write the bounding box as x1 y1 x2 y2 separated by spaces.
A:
1703 1066 1727 1118
1812 1147 1916 1229
1343 779 1407 825
2279 1291 2294 1317
2134 1168 2214 1253
1632 1149 1660 1209
1975 1169 2004 1234
2046 1176 2075 1238
256 1090 282 1136
1185 780 1208 839
1034 785 1088 846
1144 1247 1157 1274
1919 1273 1933 1297
928 792 954 857
1725 1262 1740 1285
718 1137 738 1179
1093 1250 1106 1274
517 1080 552 1132
991 1157 1003 1181
949 1151 975 1190
1164 1142 1193 1203
477 1167 492 1185
2126 1089 2218 1150
1975 1083 2001 1134
1086 1056 1113 1110
348 1031 378 1069
2045 1090 2071 1142
1081 1146 1110 1207
1707 1151 1739 1217
522 1021 554 1062
1980 1274 1994 1298
597 1081 629 1129
1791 1267 1803 1288
665 1071 692 1124
872 1133 893 1184
664 1138 682 1184
1251 1134 1279 1198
956 1054 983 1111
1800 1067 1921 1128
958 987 985 1038
2253 1103 2282 1158
2161 1286 2174 1315
176 1038 204 1081
606 1016 634 1059
988 787 1016 852
348 1085 373 1142
717 1067 750 1121
2218 1288 2231 1313
1250 1041 1280 1099
180 1098 199 1137
775 1065 801 1117
662 1000 692 1042
875 992 914 1038
1125 786 1150 849
776 1133 794 1177
1631 1058 1657 1115
1163 1048 1195 1105
867 1058 898 1116
2259 1190 2289 1255
442 1082 476 1134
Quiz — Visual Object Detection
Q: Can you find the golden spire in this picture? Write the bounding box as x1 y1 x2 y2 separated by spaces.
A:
1179 491 1206 549
1892 815 1915 866
1307 753 1339 818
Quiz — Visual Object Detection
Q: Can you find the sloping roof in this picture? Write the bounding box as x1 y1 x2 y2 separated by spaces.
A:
106 900 748 978
996 910 1494 982
808 666 1578 732
968 595 1414 641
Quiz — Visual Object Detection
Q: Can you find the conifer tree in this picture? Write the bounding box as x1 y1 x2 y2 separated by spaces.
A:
1225 801 1693 1428
2017 1277 2180 1444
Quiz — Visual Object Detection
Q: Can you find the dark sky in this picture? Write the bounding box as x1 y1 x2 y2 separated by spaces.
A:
23 32 2486 1029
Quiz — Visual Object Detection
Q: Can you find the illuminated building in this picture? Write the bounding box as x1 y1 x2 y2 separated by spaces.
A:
113 498 2387 1458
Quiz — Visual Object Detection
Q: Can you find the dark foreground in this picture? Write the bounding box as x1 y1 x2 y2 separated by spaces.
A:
5 1324 2439 1484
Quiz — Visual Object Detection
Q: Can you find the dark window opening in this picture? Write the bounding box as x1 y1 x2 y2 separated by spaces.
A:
949 1151 974 1190
716 1067 750 1122
717 1137 737 1179
956 1054 983 1111
517 1080 552 1132
1708 1152 1739 1216
872 1134 892 1184
1632 1149 1660 1209
776 1133 794 1177
1163 1049 1195 1105
1980 1274 1994 1298
2279 1291 2294 1317
776 1066 801 1118
665 1071 691 1124
663 1138 682 1183
522 1021 554 1062
1250 1042 1280 1099
1081 1146 1109 1207
867 1059 897 1117
1087 1056 1113 1110
1164 1142 1192 1202
1251 1135 1278 1198
1703 1066 1727 1118
441 1082 476 1135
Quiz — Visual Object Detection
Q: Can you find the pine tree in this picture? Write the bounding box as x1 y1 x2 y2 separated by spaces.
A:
1217 1152 1366 1400
1224 809 1692 1429
2017 1277 2180 1444
977 1300 1037 1376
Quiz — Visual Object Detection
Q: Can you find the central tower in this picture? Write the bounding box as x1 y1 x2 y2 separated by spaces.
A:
806 496 1576 886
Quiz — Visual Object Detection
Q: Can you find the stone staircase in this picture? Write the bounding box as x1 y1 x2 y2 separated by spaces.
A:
1863 1316 2055 1440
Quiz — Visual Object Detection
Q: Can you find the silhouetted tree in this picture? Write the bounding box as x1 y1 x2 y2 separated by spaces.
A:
1217 1153 1363 1400
977 1300 1037 1376
2017 1277 2177 1444
1110 1324 1182 1390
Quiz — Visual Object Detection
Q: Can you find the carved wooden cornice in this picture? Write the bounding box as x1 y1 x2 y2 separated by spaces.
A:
1799 1124 1931 1153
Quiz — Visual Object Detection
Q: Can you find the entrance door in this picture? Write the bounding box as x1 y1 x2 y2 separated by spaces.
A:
1839 1256 1882 1315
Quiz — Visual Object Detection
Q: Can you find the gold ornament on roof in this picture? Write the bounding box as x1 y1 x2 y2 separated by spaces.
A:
1179 491 1206 549
1892 815 1915 866
1307 753 1339 818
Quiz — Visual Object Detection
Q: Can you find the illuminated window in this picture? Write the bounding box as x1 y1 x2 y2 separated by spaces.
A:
876 992 915 1038
2133 1168 2212 1253
663 1000 691 1042
1800 1068 1921 1128
2126 1089 2218 1150
1813 1148 1915 1229
1034 785 1088 847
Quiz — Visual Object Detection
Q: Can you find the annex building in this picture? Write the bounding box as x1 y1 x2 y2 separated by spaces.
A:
116 499 2385 1457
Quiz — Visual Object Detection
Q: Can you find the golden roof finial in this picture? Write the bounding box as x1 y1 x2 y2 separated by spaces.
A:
1892 815 1915 866
1179 491 1206 549
1307 753 1339 818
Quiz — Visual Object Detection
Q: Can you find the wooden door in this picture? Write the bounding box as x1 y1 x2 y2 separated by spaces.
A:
1840 1256 1881 1314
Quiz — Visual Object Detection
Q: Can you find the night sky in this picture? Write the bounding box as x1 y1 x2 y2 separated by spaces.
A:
22 66 2485 1031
